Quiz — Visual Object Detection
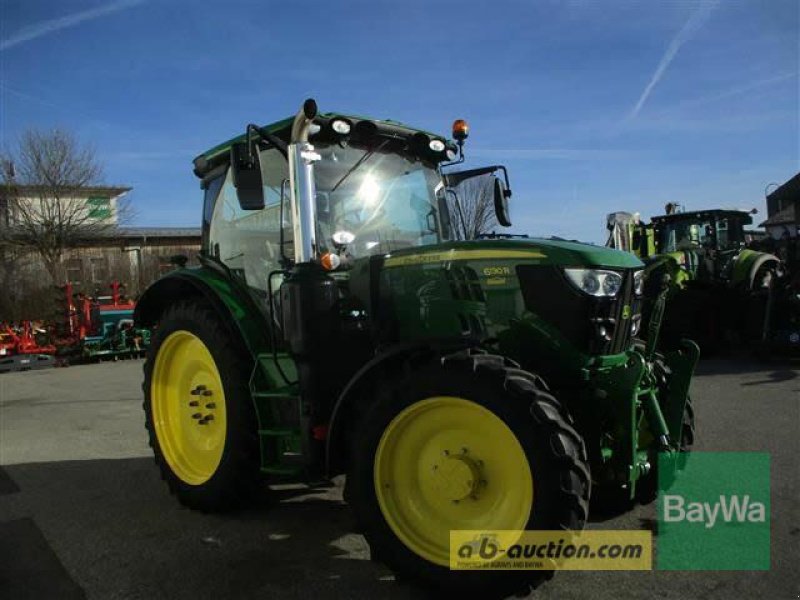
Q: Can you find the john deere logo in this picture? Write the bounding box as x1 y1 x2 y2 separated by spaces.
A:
621 305 631 320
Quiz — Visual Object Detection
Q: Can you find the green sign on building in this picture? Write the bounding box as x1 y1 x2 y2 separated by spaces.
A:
87 196 111 219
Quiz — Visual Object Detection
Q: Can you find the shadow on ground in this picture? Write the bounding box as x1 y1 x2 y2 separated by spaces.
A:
0 458 428 600
695 357 799 380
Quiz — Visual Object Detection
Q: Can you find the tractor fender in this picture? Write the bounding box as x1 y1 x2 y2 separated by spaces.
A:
134 266 271 359
732 250 780 289
325 340 474 478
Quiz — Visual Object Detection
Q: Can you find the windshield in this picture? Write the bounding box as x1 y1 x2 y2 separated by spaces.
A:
658 216 745 252
313 143 445 258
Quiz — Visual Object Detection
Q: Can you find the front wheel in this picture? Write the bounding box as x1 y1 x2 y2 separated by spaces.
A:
348 352 590 596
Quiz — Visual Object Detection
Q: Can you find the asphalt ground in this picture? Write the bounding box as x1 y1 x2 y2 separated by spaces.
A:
0 357 798 599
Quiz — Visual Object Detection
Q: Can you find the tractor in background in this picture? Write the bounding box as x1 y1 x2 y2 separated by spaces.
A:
606 206 797 353
136 99 698 596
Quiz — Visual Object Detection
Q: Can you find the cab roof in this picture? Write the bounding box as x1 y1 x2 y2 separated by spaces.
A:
651 209 754 224
193 112 450 179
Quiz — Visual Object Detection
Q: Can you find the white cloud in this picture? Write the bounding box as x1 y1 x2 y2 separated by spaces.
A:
1 0 146 52
629 0 720 118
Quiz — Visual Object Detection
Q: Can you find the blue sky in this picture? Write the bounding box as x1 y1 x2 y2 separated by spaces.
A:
1 0 797 243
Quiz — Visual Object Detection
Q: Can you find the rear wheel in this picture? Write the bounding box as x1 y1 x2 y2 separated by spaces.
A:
349 352 589 596
143 301 260 511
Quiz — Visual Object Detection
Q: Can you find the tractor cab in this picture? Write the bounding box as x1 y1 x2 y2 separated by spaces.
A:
652 209 752 253
194 106 509 300
650 209 758 283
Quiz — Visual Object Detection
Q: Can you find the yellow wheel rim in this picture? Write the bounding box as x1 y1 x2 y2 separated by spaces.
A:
151 331 227 485
374 396 533 566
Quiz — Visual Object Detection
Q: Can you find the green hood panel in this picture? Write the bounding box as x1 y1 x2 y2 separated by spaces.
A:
384 239 643 269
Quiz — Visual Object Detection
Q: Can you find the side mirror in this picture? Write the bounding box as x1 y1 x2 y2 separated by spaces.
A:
230 142 265 210
493 177 512 227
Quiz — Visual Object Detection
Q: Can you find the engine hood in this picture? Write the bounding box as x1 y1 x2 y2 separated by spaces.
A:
383 239 643 269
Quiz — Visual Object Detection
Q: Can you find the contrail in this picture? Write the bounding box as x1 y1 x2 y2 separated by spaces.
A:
629 0 720 118
1 0 146 52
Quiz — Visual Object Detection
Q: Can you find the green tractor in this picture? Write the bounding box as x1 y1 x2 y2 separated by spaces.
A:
607 207 784 352
135 99 698 595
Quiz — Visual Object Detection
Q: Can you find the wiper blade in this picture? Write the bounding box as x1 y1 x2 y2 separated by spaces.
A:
331 140 388 193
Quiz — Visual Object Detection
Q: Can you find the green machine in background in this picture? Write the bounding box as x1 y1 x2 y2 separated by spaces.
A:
81 283 150 361
135 99 697 596
606 206 793 353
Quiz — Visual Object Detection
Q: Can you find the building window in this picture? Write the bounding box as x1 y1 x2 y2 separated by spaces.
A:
90 257 107 284
87 197 111 219
66 259 83 284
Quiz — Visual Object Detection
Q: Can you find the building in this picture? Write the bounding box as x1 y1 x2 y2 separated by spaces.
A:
0 183 201 320
762 173 799 239
2 185 131 228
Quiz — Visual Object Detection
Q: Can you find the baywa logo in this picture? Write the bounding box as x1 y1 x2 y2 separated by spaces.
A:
662 494 766 529
657 452 770 570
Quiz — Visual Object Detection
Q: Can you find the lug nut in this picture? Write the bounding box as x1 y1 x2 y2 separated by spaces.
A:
189 401 199 407
202 390 213 397
205 403 216 409
203 415 214 422
192 413 202 419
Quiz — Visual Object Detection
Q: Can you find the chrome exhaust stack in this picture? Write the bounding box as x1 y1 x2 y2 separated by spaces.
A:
288 98 320 263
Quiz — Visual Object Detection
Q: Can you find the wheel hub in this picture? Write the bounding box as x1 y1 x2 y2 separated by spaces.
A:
430 450 483 502
189 384 217 425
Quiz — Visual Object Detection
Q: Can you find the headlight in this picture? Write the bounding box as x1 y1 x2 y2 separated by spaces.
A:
633 270 644 296
564 268 624 297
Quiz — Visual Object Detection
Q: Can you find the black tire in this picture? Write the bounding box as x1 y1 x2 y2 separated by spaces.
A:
143 300 261 512
348 351 590 598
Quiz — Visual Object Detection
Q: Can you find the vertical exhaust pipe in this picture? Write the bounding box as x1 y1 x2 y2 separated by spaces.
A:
289 99 320 263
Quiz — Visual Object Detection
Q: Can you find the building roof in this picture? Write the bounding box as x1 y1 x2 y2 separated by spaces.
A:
760 204 797 227
2 185 132 198
767 172 800 206
117 227 201 238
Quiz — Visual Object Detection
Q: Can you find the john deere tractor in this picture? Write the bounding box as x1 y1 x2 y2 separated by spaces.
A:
607 207 785 352
136 99 698 596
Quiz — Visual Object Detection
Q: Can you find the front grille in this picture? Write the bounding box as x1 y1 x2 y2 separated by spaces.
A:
516 265 639 355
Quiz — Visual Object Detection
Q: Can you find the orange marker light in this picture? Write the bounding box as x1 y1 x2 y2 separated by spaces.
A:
320 252 341 271
452 119 469 142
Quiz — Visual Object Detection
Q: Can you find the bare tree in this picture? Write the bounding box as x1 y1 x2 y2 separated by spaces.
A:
450 174 498 240
0 129 129 282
